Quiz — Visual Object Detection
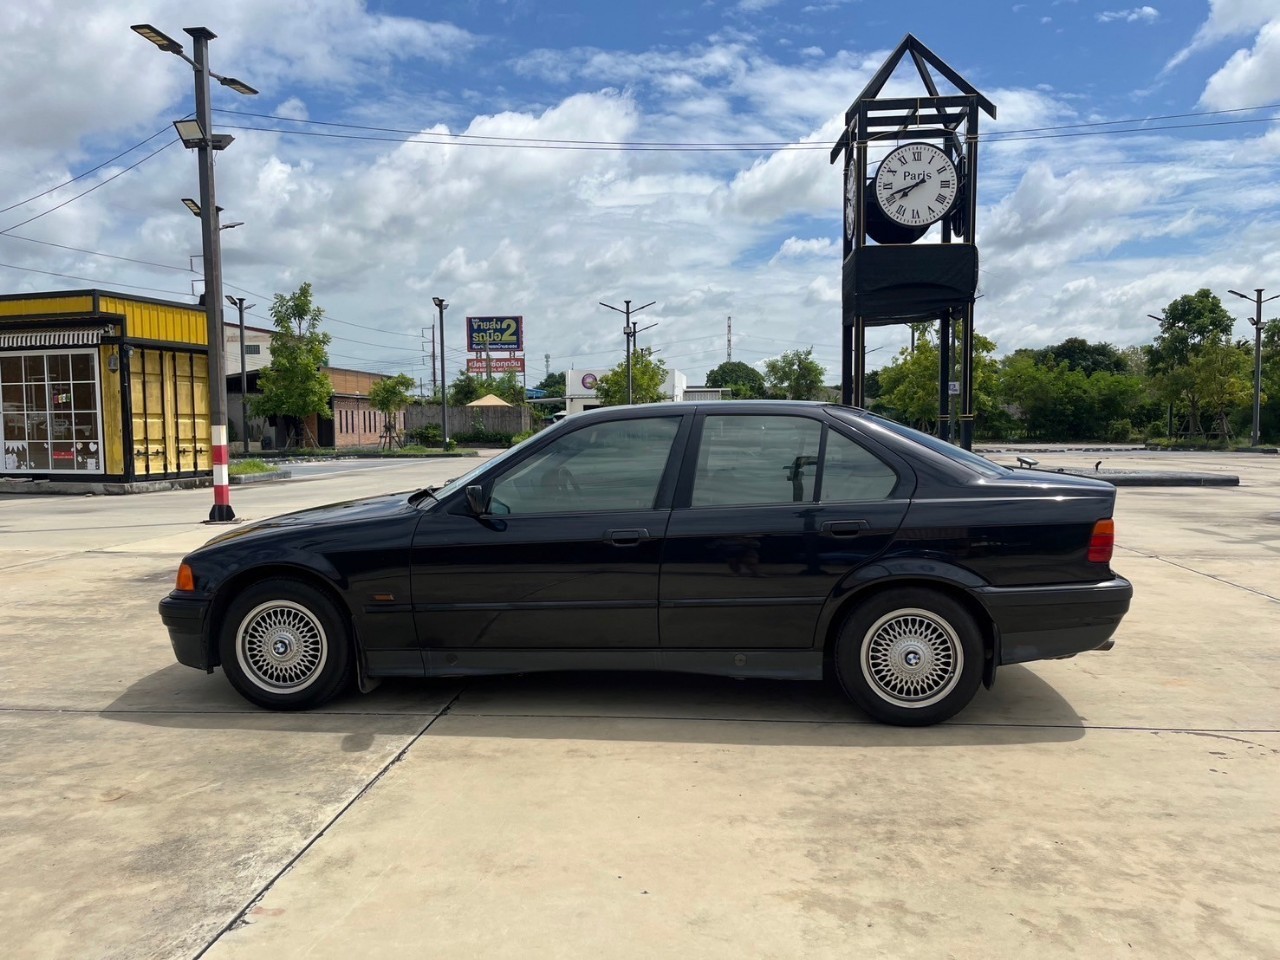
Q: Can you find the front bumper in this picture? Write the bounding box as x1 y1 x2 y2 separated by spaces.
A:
158 593 215 671
974 576 1133 665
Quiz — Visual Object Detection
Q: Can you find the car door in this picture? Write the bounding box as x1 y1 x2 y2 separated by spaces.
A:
659 411 913 649
410 412 689 652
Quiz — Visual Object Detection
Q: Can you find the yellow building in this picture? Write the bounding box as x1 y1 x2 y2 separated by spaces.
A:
0 290 212 483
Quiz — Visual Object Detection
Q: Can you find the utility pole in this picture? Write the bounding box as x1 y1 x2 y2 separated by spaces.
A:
224 296 255 454
433 297 449 444
599 298 656 404
727 315 732 362
544 353 551 381
1228 287 1278 447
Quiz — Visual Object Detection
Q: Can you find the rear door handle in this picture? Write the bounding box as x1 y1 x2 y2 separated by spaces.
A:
821 520 868 537
605 528 650 546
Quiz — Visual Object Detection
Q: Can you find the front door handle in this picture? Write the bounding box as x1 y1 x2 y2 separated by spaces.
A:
605 528 650 546
821 520 868 537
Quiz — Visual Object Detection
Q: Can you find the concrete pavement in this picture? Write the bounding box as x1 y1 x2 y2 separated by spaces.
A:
1 452 1276 959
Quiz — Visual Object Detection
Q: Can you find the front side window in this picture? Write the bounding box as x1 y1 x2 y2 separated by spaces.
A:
489 417 680 515
691 415 823 506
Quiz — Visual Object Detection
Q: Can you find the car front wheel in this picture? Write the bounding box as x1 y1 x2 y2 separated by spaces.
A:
218 579 352 711
834 588 983 726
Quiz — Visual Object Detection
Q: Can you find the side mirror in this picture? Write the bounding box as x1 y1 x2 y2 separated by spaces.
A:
465 484 489 516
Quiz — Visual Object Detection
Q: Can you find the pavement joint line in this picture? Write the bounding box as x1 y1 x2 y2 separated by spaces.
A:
1152 555 1280 603
1 705 1277 738
190 684 468 960
0 550 85 571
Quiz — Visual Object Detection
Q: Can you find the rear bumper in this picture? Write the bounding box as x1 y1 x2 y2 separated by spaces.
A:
974 577 1132 665
158 593 215 670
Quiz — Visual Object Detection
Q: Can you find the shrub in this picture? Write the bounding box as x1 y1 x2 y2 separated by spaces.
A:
405 424 443 446
1106 418 1134 443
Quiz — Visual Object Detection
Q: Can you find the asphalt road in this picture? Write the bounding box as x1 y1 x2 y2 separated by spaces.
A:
1 451 1276 960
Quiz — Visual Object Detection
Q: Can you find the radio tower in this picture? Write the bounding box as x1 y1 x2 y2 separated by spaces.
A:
727 316 732 362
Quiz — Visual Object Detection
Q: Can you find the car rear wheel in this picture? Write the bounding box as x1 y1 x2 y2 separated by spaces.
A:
218 579 352 711
834 588 983 726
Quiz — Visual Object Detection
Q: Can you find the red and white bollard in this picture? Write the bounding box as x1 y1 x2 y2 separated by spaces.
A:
209 424 236 522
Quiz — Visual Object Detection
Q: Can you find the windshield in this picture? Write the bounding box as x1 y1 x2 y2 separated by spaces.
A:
833 409 1009 479
428 427 558 502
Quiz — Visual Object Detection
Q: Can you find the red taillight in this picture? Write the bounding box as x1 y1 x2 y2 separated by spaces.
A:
175 563 196 592
1088 519 1115 564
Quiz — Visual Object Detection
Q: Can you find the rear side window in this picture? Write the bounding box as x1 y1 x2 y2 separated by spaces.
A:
820 429 898 501
692 415 822 506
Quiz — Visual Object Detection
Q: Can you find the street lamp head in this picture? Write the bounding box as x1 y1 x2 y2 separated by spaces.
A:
433 297 448 310
220 221 244 230
173 118 205 147
131 23 183 53
218 76 259 96
209 133 236 151
182 197 202 217
1228 290 1248 300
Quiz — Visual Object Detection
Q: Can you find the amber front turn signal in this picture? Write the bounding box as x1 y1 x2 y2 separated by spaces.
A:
175 563 196 592
1088 519 1115 564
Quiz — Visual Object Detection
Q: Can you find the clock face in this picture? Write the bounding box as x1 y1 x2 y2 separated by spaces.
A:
873 141 959 228
845 165 857 240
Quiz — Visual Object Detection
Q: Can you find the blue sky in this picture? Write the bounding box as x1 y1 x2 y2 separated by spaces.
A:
0 1 1277 384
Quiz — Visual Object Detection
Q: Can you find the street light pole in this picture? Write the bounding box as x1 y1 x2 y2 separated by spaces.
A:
226 296 256 454
599 298 655 404
1228 288 1279 447
433 297 449 444
132 23 257 522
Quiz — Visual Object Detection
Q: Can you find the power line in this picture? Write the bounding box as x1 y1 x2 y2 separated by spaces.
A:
0 232 194 273
0 125 175 216
0 260 192 297
215 101 1280 151
0 138 180 235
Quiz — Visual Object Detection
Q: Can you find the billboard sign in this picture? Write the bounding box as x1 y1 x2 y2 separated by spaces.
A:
466 315 524 352
466 356 526 375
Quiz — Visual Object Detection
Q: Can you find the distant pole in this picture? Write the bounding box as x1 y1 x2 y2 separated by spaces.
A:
433 297 449 443
1228 288 1278 446
544 353 551 381
225 296 255 454
599 297 655 404
727 315 732 362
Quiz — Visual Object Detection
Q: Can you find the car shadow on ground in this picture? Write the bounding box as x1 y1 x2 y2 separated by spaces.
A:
100 662 1085 747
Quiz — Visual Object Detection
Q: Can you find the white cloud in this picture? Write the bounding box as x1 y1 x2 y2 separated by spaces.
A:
1199 20 1280 108
1096 7 1159 24
1166 0 1275 71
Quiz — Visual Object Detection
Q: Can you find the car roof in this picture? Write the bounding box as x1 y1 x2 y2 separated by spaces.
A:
571 400 869 420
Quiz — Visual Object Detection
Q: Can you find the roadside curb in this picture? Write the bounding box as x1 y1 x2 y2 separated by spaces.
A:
230 470 293 485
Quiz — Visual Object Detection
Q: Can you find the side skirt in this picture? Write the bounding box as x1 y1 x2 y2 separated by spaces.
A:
366 648 824 681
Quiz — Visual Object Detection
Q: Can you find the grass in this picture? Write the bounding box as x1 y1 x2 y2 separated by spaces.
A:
228 458 275 476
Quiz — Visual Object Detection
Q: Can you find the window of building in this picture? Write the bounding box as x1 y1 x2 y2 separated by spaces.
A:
1 349 104 474
244 344 261 355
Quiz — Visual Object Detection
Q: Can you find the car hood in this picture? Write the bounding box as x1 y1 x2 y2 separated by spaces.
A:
200 490 420 547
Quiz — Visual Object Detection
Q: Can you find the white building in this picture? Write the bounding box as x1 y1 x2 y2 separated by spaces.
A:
562 367 694 415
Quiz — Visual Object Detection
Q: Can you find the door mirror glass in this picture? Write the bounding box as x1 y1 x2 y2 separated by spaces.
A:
465 484 489 516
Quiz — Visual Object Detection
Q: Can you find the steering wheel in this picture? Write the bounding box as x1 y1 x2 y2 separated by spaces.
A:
558 467 583 496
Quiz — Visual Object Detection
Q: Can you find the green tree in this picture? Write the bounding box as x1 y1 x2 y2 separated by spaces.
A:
368 373 416 440
535 371 565 398
447 371 525 407
705 360 767 399
251 282 333 447
1149 289 1236 437
763 348 825 400
1033 337 1128 376
878 324 1001 434
596 350 668 405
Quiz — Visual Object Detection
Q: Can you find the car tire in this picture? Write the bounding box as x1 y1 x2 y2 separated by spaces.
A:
834 588 983 726
218 578 352 711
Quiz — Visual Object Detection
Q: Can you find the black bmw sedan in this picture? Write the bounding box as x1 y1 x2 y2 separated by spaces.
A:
159 402 1131 726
